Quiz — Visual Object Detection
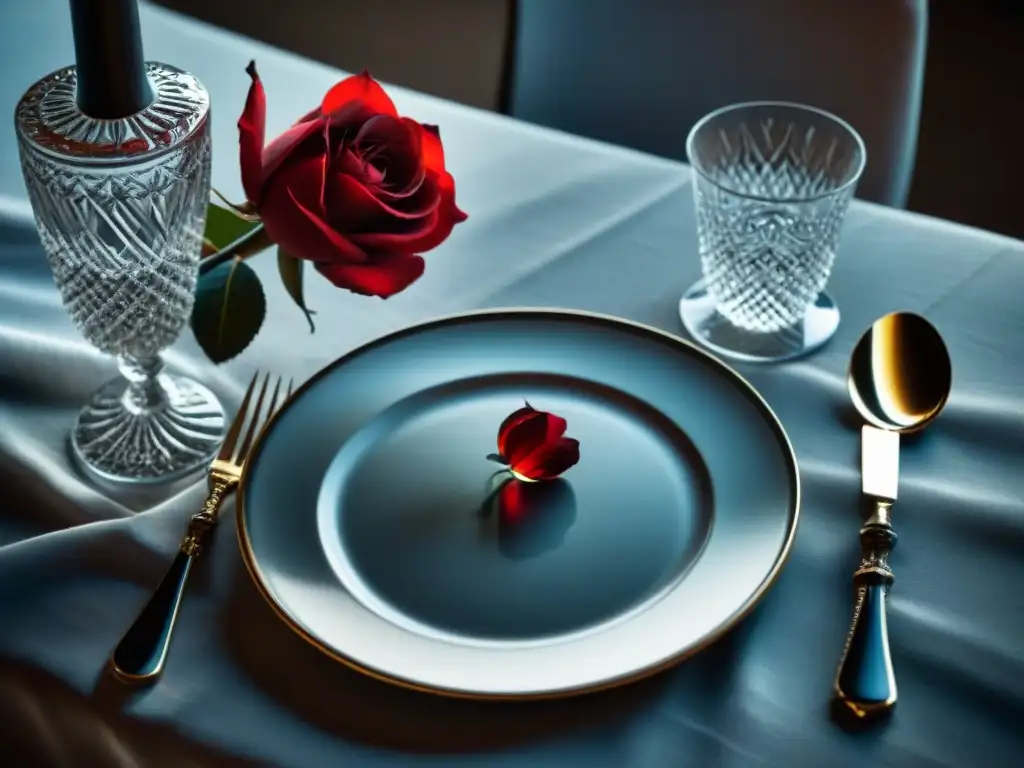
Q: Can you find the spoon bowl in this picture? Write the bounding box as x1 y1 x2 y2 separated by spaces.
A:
848 312 952 433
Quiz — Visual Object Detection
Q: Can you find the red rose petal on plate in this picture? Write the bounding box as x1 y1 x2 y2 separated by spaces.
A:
497 404 539 456
501 411 553 468
322 70 398 118
495 404 576 481
512 437 581 482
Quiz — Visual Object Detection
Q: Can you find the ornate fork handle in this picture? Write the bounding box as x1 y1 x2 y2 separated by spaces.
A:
109 480 232 683
833 501 898 719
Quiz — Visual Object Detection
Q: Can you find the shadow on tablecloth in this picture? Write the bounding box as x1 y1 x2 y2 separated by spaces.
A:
208 543 768 756
0 657 272 768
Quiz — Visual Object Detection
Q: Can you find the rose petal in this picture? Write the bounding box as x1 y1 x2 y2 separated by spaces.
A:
417 123 448 177
415 124 468 223
420 125 467 209
260 118 326 194
512 438 580 481
318 122 330 212
500 411 548 467
541 413 569 443
325 100 387 137
330 146 381 186
315 252 425 298
497 404 537 452
322 70 398 118
354 115 422 192
501 411 567 468
325 171 439 240
350 182 462 254
238 61 266 205
259 157 367 265
323 118 464 253
371 168 427 201
267 152 329 218
497 407 536 458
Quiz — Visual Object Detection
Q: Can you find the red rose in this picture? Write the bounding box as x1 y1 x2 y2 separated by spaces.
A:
492 402 580 482
237 61 467 298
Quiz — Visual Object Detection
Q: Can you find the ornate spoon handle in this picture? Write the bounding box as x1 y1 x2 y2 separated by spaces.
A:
834 501 898 720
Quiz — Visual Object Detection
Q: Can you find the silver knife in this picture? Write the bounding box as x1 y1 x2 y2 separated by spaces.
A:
833 424 900 719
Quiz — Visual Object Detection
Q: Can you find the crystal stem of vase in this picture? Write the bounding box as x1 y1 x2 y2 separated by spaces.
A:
72 356 226 485
118 355 170 412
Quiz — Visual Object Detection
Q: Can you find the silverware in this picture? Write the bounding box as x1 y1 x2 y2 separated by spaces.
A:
833 312 952 720
109 372 291 684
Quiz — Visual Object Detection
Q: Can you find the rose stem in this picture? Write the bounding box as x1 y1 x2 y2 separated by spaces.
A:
199 224 274 275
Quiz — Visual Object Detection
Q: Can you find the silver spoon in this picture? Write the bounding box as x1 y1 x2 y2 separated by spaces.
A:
833 311 952 721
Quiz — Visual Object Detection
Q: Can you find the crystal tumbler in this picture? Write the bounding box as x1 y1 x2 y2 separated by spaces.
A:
679 102 865 362
15 63 226 484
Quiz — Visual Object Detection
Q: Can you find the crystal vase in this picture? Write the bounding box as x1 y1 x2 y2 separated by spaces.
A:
15 62 226 484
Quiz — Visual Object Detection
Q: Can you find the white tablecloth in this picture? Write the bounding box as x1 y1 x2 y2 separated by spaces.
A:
1 2 1023 766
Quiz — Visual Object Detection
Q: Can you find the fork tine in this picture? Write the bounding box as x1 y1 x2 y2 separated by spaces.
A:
219 372 260 461
234 373 274 464
278 379 292 413
271 374 286 408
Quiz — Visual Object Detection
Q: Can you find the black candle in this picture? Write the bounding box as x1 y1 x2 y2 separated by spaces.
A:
69 0 154 119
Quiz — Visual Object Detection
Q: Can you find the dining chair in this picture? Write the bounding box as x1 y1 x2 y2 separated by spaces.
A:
503 0 928 208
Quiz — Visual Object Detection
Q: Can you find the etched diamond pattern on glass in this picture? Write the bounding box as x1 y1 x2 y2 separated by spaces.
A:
16 63 226 483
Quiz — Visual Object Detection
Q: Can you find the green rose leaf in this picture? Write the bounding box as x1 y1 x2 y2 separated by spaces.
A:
276 248 317 333
191 257 266 364
204 202 260 251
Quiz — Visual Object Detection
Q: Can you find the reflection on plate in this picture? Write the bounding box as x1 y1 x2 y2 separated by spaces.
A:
238 308 799 699
478 475 577 561
317 374 712 645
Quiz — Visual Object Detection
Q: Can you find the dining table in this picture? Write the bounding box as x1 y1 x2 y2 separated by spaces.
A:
1 1 1023 766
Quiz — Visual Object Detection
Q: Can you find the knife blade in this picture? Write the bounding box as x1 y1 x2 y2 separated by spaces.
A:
861 425 899 502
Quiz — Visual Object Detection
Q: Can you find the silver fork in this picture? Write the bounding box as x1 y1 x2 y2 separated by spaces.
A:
110 372 292 684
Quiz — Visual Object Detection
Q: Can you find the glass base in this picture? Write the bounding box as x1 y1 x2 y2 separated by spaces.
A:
679 279 840 363
71 373 226 485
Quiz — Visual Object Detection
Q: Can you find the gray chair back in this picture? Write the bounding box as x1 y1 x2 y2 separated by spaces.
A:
507 0 927 208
